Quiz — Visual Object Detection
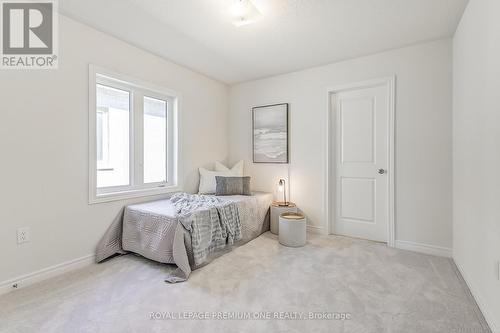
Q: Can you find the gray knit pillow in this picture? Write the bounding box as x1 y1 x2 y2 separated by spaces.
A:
215 176 251 196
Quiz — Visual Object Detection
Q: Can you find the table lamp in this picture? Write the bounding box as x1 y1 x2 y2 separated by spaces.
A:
277 178 288 206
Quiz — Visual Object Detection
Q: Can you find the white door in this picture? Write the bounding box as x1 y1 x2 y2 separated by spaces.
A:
333 84 390 242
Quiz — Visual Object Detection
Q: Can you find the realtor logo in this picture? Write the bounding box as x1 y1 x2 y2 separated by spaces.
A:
1 0 58 68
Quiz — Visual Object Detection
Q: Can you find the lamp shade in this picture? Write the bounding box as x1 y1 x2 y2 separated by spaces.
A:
278 179 285 191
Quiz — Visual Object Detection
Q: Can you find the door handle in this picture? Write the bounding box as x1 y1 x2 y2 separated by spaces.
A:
378 168 386 175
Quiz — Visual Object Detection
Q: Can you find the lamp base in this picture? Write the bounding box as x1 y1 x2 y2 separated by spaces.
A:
273 201 295 207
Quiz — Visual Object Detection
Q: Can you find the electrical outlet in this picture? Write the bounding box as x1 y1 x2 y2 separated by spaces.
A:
17 227 30 244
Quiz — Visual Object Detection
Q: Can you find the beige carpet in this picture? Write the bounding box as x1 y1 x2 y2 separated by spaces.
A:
0 233 490 333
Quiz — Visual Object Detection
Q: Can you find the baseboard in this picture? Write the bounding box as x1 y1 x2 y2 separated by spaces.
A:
395 240 452 258
454 259 498 333
307 224 327 235
0 254 96 296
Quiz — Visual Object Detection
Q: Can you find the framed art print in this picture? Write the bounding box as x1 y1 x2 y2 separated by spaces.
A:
252 103 289 163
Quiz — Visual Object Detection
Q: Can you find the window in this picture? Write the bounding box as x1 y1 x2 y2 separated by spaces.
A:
96 85 130 188
143 96 167 184
89 66 180 203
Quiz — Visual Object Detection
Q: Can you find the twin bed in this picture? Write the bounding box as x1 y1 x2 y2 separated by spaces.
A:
96 192 272 282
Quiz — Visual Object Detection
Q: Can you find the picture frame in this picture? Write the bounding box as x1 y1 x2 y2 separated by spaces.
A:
252 103 289 164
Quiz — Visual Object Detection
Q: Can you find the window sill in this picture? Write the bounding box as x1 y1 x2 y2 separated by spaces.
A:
89 185 181 204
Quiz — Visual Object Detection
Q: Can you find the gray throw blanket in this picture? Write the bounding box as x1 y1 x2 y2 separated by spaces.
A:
171 193 242 268
170 193 222 215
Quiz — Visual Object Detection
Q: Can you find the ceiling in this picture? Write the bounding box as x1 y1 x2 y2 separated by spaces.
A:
59 0 469 84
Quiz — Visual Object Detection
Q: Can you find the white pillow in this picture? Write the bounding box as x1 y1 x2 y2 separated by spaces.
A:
198 161 244 194
214 160 244 175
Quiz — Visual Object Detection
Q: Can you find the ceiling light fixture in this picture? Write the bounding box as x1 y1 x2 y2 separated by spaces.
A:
231 0 262 27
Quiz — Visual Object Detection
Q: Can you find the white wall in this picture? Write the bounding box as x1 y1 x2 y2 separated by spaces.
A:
229 39 453 250
453 0 500 331
0 15 229 284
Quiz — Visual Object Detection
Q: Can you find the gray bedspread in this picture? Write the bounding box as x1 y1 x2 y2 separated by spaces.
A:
95 192 272 283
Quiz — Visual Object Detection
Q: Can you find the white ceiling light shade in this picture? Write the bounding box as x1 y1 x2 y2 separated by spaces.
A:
231 0 262 26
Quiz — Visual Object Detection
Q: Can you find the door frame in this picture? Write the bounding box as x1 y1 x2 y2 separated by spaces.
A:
325 76 396 247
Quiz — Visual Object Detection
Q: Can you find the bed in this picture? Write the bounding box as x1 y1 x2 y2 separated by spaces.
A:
95 192 272 282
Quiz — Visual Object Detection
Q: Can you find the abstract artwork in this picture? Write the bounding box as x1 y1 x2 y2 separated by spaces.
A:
252 103 289 163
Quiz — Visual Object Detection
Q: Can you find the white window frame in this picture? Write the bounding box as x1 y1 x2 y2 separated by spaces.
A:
89 65 182 204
